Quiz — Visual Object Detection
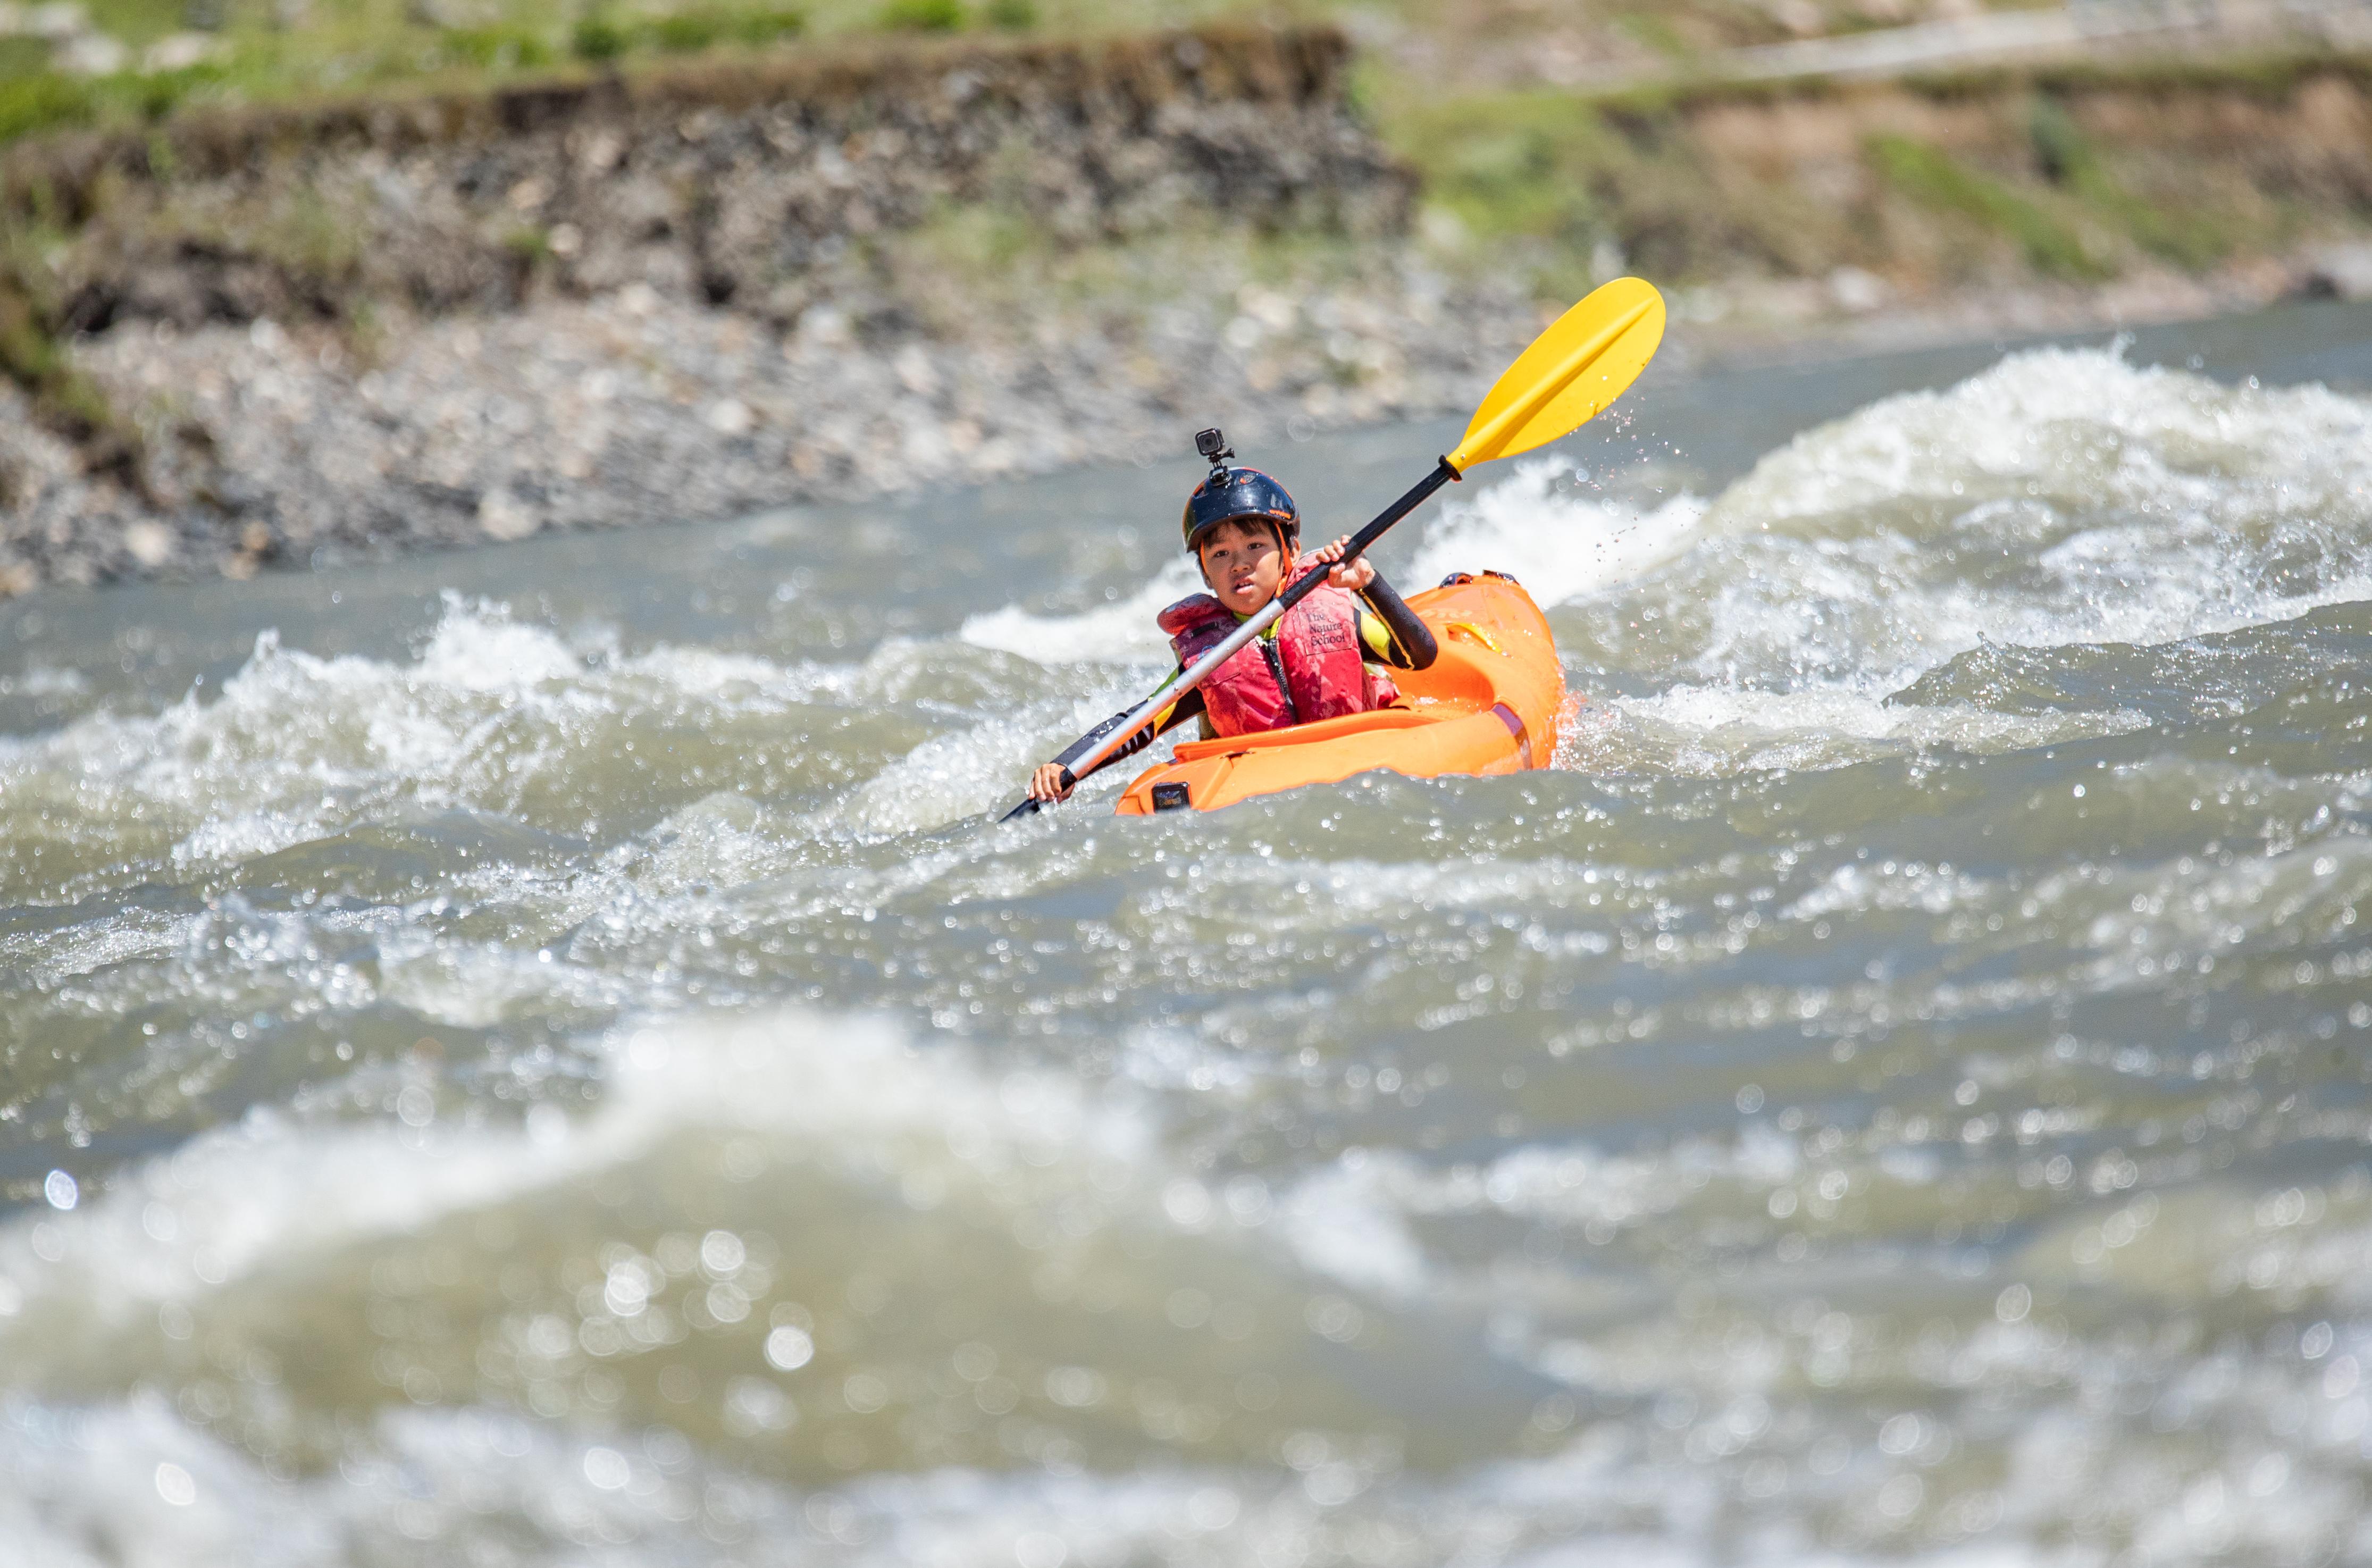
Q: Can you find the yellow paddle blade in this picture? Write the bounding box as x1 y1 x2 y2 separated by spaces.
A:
1448 277 1665 474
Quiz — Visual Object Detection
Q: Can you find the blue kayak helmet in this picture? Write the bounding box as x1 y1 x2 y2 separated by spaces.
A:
1181 427 1298 555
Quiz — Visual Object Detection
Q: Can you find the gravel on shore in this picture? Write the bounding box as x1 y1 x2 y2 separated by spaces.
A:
0 255 1549 592
4 237 2336 596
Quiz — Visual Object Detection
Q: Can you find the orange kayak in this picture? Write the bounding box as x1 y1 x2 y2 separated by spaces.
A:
1114 572 1565 815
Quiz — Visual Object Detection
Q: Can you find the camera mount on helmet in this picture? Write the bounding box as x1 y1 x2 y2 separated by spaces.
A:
1195 427 1235 475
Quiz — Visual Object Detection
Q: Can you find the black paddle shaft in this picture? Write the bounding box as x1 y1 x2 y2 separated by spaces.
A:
1273 457 1460 622
1001 457 1461 821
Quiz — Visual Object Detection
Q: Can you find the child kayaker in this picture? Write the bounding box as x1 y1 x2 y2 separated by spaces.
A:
1027 431 1437 804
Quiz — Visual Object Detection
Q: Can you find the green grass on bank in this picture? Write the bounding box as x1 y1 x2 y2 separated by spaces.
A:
1866 132 2110 281
2024 97 2227 269
0 0 2131 156
0 220 141 486
0 5 816 151
1380 58 2327 299
0 0 1230 152
1382 83 1826 287
0 65 229 146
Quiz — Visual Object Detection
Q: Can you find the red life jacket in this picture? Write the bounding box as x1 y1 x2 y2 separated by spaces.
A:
1156 567 1400 738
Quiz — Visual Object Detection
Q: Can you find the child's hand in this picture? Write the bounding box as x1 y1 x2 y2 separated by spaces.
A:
1309 534 1374 593
1028 763 1075 803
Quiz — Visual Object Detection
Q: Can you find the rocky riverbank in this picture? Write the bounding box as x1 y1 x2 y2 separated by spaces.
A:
10 28 2372 594
3 252 1552 590
1 24 1430 592
19 233 2353 594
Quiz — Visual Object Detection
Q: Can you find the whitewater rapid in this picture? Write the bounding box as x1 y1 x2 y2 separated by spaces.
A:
4 333 2371 1566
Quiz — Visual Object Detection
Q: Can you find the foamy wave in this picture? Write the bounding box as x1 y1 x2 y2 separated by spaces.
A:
1725 343 2372 529
0 1009 1139 1344
1410 457 1711 608
1279 1128 1816 1312
1571 683 2149 775
834 688 1150 836
1440 347 2372 782
0 1003 1575 1521
959 558 1201 665
12 1369 2294 1568
0 594 1007 892
1664 348 2372 694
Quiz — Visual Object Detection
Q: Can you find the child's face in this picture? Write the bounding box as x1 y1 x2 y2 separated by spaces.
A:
1196 519 1289 617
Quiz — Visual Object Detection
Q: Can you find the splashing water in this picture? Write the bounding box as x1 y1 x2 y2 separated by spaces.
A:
4 333 2372 1566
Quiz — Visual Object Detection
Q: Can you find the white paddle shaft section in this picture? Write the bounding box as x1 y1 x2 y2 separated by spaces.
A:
1061 591 1288 784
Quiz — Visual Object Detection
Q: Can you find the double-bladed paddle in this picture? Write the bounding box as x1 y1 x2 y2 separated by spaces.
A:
1001 276 1666 822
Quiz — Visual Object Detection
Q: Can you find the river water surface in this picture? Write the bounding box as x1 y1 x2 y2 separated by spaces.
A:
5 304 2372 1566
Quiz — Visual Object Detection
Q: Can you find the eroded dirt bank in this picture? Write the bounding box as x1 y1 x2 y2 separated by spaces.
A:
1 26 1460 590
